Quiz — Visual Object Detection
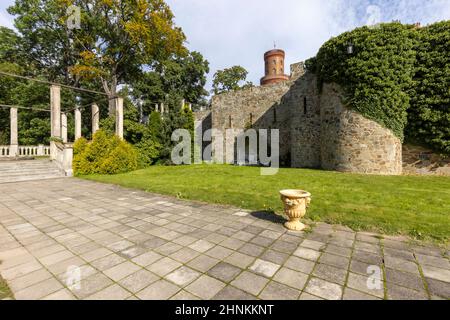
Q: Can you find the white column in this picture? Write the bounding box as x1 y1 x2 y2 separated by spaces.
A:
50 85 61 138
10 107 18 157
91 104 99 135
74 107 82 141
115 97 124 139
61 113 68 143
160 103 165 114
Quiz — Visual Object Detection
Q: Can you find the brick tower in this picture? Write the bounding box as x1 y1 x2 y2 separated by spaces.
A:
260 49 289 85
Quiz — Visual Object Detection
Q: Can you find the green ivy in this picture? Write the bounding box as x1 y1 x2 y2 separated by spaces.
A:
407 21 450 154
309 22 417 140
309 21 450 154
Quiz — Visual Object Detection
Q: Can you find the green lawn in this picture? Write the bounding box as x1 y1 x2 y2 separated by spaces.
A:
83 165 450 243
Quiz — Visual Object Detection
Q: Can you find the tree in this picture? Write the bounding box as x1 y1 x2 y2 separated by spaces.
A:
0 27 22 64
133 50 209 112
212 65 253 95
8 0 187 113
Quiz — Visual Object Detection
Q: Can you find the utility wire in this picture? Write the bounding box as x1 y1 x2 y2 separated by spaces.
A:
0 71 109 97
0 104 51 113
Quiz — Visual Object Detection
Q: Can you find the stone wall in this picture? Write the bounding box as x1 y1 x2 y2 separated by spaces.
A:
320 83 403 175
211 80 294 164
289 72 321 168
403 144 450 176
194 110 212 161
210 62 404 175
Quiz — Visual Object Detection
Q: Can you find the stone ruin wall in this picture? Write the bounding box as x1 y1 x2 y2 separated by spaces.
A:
211 80 293 164
402 144 450 176
289 72 322 168
210 62 313 166
201 62 403 175
319 83 402 175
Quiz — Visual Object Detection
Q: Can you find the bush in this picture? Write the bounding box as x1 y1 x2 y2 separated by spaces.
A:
135 138 162 168
73 130 138 175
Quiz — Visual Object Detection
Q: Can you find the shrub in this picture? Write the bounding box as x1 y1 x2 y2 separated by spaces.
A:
73 130 138 175
72 137 89 174
135 138 162 168
100 142 138 174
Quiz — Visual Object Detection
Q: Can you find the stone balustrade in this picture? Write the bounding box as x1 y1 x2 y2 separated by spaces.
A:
0 146 11 157
50 141 73 177
0 145 50 158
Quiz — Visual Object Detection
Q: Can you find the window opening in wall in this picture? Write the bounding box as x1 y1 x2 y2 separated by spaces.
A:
273 108 277 123
229 115 232 128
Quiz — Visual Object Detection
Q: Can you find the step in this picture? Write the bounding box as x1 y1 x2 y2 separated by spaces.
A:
0 160 66 183
0 160 53 165
0 164 56 170
0 170 63 178
0 175 66 184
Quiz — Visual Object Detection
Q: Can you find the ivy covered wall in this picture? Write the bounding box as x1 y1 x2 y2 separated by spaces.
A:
307 21 450 155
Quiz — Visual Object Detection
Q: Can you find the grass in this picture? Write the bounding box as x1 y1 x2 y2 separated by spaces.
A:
83 164 450 244
0 275 13 300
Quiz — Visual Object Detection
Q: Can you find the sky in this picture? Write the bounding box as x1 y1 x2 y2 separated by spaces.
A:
1 0 450 91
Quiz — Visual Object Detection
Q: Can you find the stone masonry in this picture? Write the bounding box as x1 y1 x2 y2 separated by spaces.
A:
200 54 403 175
1 178 449 300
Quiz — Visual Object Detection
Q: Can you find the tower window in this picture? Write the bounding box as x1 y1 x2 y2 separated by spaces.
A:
273 60 276 65
272 68 276 74
229 115 232 128
249 113 253 126
303 97 307 115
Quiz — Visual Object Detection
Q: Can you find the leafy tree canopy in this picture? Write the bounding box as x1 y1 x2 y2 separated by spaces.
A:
212 65 253 95
8 0 187 106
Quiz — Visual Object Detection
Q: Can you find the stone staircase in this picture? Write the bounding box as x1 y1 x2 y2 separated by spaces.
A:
0 160 65 184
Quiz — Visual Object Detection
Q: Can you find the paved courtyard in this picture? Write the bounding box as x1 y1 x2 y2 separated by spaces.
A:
0 178 449 300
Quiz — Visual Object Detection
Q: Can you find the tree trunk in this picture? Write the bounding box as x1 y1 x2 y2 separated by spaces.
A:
108 90 117 117
102 76 118 117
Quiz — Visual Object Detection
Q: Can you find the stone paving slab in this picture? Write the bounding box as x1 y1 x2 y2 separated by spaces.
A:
0 178 449 300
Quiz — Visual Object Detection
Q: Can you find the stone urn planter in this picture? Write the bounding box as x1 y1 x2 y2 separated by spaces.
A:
279 189 311 231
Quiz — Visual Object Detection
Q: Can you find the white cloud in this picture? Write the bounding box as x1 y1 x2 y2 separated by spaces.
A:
166 0 450 90
1 0 449 91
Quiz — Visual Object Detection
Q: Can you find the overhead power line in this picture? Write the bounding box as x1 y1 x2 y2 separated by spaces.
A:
0 71 109 97
0 104 51 113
